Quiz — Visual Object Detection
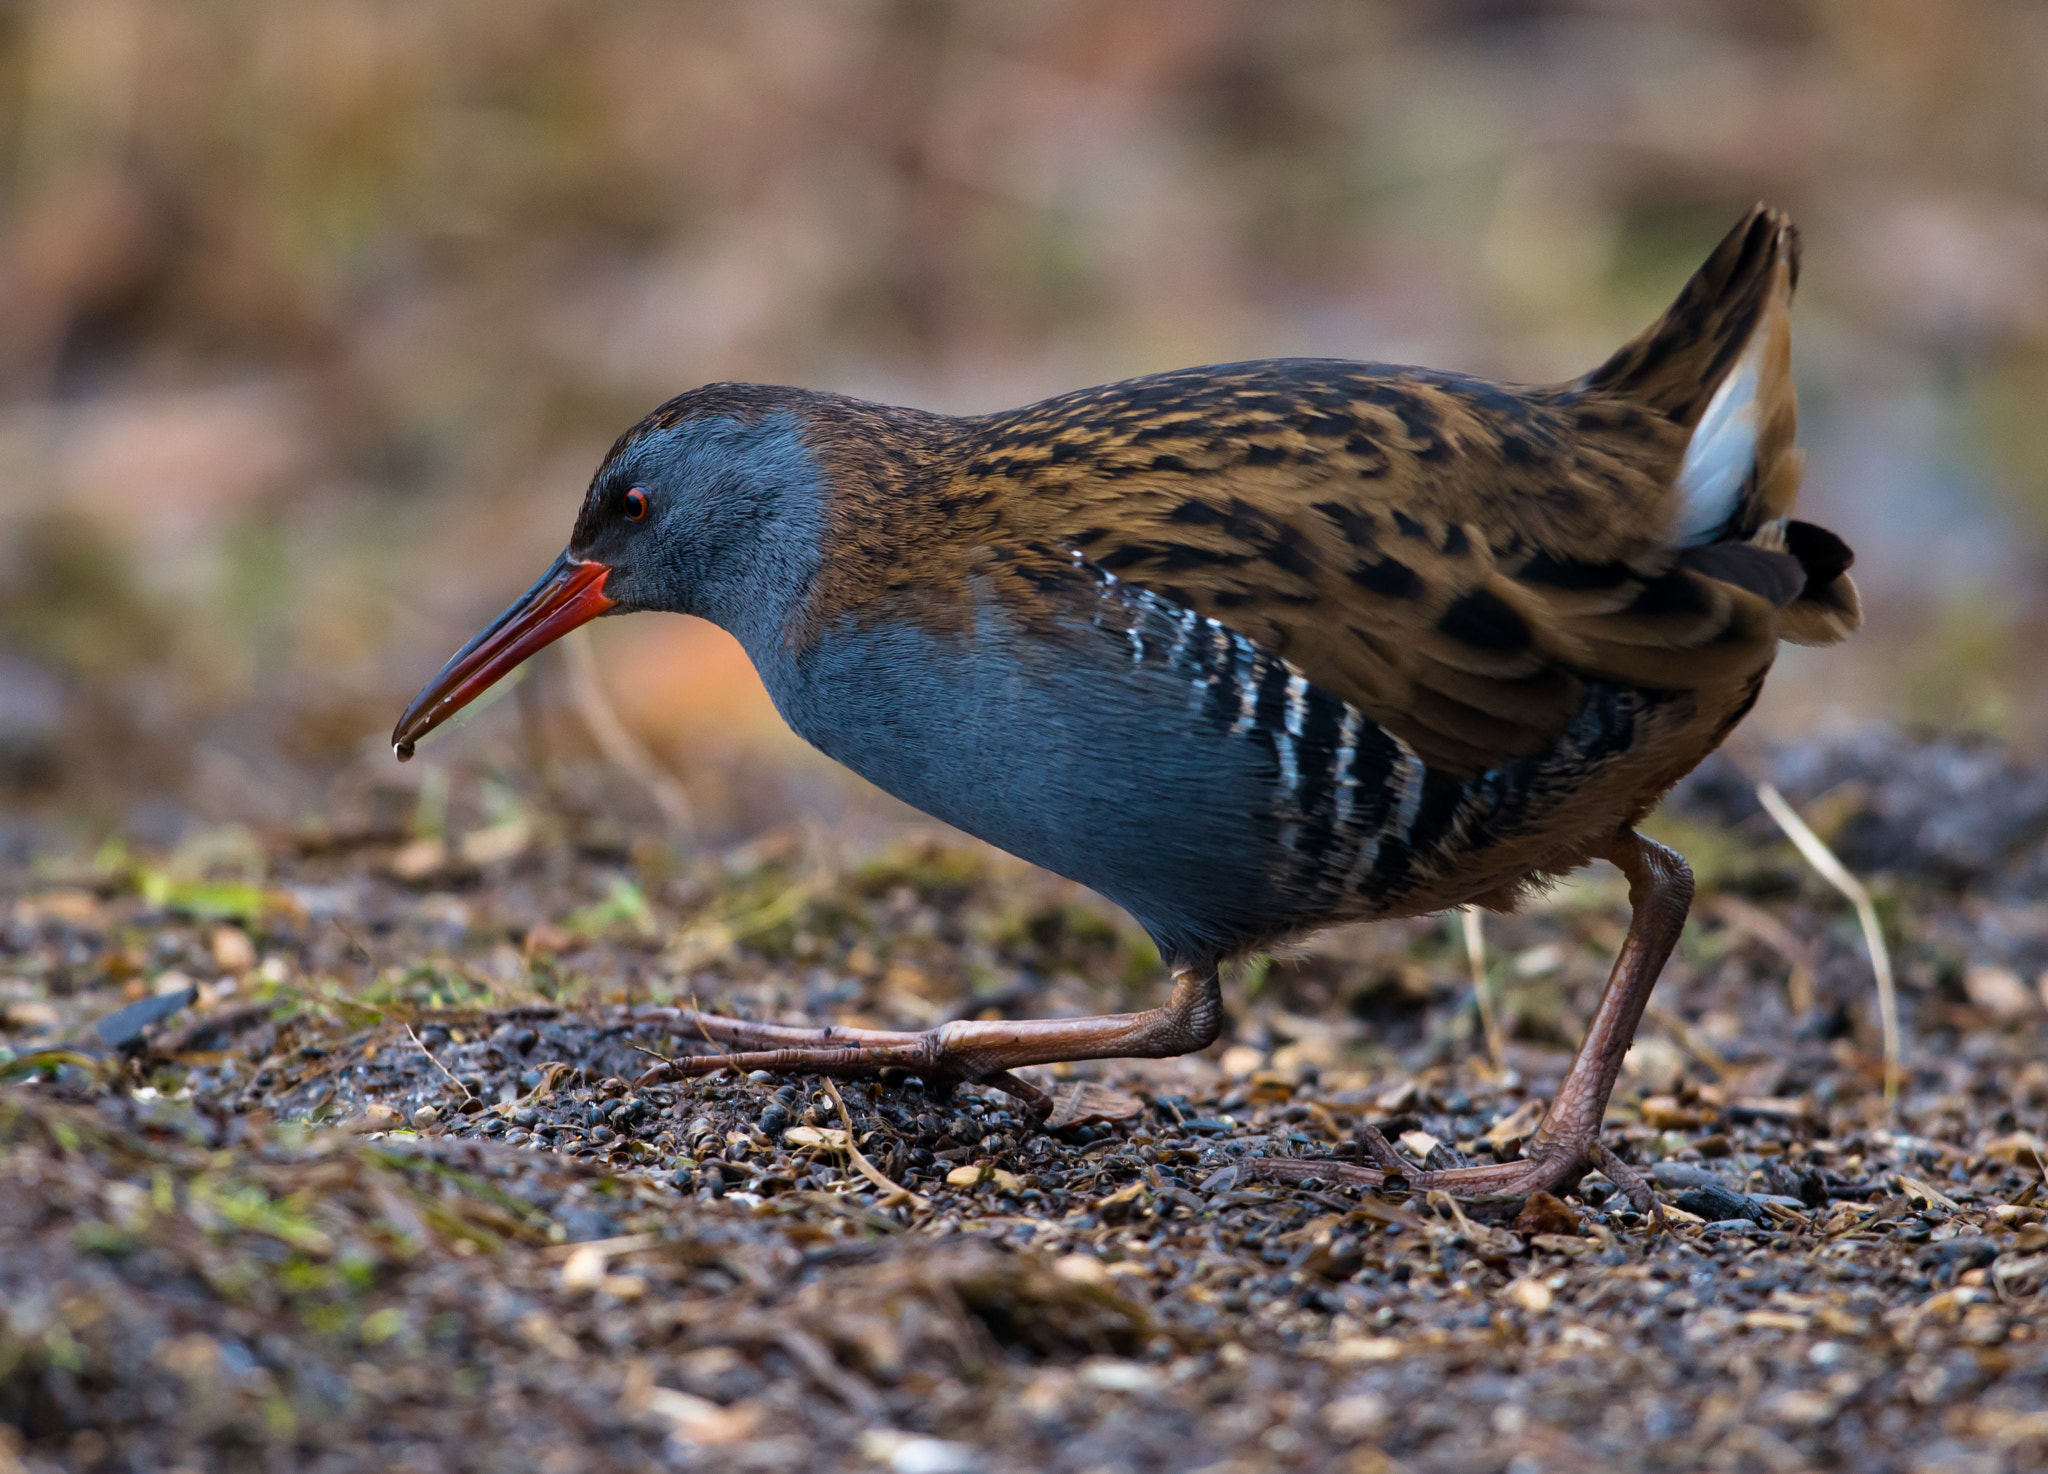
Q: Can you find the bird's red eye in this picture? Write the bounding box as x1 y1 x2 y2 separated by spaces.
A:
623 488 650 521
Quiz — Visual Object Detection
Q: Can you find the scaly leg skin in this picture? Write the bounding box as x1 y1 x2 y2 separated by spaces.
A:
634 962 1226 1120
1244 829 1692 1209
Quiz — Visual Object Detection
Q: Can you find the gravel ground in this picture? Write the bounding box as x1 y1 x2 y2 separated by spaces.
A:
4 729 2048 1474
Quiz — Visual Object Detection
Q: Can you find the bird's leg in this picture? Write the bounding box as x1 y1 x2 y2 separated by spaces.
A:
1248 828 1693 1204
635 962 1225 1116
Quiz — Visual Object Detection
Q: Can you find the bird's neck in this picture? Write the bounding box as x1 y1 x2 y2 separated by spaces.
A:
733 395 973 657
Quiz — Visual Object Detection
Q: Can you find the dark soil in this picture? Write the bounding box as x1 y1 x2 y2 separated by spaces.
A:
5 728 2047 1474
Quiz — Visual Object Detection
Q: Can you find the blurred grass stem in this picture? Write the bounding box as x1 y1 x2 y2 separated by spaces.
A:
1755 781 1902 1105
1460 906 1507 1075
564 626 695 841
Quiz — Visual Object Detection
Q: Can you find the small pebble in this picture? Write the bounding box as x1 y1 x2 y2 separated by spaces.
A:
412 1105 440 1128
357 1103 402 1132
887 1438 982 1474
1675 1183 1767 1224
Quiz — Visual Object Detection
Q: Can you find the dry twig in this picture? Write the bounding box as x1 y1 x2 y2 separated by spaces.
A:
406 1022 475 1103
820 1078 930 1211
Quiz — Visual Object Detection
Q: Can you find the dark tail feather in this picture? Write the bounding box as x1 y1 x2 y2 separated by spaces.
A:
1776 519 1861 646
1583 204 1798 429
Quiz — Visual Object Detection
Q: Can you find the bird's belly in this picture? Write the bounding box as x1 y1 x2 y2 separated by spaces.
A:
762 610 1296 958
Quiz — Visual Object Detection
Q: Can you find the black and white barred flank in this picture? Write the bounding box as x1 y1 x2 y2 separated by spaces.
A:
1076 555 1654 912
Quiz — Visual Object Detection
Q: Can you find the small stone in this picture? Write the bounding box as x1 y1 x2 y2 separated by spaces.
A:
1984 1131 2048 1166
388 837 446 881
1963 965 2036 1018
1321 1392 1389 1440
855 1433 984 1474
1327 1337 1405 1363
1675 1183 1766 1224
1503 1277 1553 1313
945 1165 983 1188
1079 1359 1163 1393
412 1105 439 1128
1397 1129 1441 1159
1053 1254 1110 1286
357 1103 402 1132
1 999 59 1034
1640 1095 1716 1130
1511 1190 1580 1237
209 926 257 974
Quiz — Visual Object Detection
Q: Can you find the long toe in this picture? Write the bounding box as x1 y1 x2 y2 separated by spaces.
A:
631 965 1226 1116
1242 1134 1614 1208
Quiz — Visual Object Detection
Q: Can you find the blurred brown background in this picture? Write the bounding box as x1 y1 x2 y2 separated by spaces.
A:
3 0 2046 859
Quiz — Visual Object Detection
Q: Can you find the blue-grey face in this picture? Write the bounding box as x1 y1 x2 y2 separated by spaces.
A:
570 409 829 649
391 402 832 758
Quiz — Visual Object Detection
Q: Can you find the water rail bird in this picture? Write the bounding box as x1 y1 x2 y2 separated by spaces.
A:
393 205 1857 1203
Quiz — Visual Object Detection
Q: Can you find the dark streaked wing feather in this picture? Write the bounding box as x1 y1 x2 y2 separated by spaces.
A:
953 358 1772 777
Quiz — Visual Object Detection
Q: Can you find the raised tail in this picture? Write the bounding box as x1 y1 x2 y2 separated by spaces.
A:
1590 204 1858 645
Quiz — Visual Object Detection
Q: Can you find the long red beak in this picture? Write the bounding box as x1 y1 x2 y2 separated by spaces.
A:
392 553 615 760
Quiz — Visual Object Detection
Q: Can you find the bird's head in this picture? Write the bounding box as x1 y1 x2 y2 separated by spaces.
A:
391 385 831 760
